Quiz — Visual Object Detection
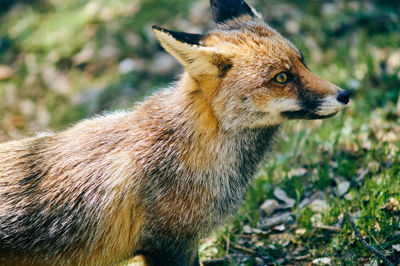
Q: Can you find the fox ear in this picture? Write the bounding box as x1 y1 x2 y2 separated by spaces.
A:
152 25 232 78
210 0 261 24
152 25 204 47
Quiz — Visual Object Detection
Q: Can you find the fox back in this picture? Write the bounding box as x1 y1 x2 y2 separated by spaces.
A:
0 0 349 265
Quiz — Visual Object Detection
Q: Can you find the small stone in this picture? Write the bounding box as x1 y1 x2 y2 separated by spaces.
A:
285 20 300 34
274 188 295 207
310 200 328 213
311 213 322 225
299 197 311 208
189 0 210 25
348 79 360 90
363 260 378 266
322 3 339 16
387 51 400 73
393 244 400 252
260 199 279 216
251 228 263 234
374 222 381 232
84 2 101 18
337 181 350 197
368 161 380 173
258 212 292 229
344 193 353 200
243 225 252 234
254 241 264 247
381 197 400 211
119 58 136 74
149 53 178 75
390 198 399 208
288 167 307 177
124 31 141 48
100 43 119 61
295 228 307 235
73 43 94 65
312 257 332 265
273 224 285 231
255 257 264 265
36 105 50 127
356 168 369 182
397 90 400 115
0 65 13 80
42 67 71 95
19 100 35 117
99 7 113 21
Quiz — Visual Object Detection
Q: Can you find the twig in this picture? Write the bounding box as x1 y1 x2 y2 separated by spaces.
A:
224 236 230 257
315 224 342 232
345 212 394 266
202 257 230 265
291 254 311 261
230 243 256 254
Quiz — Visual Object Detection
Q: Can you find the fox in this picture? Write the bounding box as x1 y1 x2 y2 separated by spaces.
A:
0 0 350 265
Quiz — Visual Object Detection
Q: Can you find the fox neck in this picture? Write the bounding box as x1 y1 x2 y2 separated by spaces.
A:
140 80 280 236
159 76 280 232
174 72 280 186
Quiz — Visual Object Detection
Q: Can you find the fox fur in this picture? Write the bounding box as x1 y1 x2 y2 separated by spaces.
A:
0 0 349 265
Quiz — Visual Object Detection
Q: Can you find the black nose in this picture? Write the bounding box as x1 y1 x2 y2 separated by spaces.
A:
337 90 350 104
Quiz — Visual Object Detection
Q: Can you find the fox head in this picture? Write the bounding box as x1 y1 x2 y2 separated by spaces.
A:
153 0 350 130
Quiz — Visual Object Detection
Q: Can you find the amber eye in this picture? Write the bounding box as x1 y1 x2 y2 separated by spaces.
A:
273 72 290 84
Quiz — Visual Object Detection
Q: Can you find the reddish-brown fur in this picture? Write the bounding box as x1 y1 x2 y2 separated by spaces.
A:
0 1 348 265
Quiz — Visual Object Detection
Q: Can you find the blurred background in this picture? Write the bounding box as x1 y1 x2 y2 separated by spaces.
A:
0 0 398 141
0 0 399 264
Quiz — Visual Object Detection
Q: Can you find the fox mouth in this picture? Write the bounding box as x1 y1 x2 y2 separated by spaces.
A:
281 110 338 120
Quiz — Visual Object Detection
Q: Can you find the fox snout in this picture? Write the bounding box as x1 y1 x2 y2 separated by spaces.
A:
308 89 349 119
313 82 350 118
337 90 350 105
281 66 350 120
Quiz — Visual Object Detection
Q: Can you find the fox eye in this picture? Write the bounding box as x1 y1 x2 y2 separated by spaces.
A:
273 72 291 84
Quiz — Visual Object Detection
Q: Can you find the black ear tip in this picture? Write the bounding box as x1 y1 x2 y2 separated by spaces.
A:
152 25 204 46
210 0 218 8
210 0 256 24
152 25 164 32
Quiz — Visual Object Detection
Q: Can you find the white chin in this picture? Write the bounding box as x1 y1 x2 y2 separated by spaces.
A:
315 96 346 116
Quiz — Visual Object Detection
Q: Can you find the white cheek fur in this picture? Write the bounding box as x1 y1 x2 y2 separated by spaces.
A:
262 98 301 113
245 98 301 127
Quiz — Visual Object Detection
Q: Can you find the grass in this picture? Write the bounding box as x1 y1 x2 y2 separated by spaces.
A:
1 0 400 264
201 78 400 262
197 1 400 263
199 107 400 264
201 84 400 263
